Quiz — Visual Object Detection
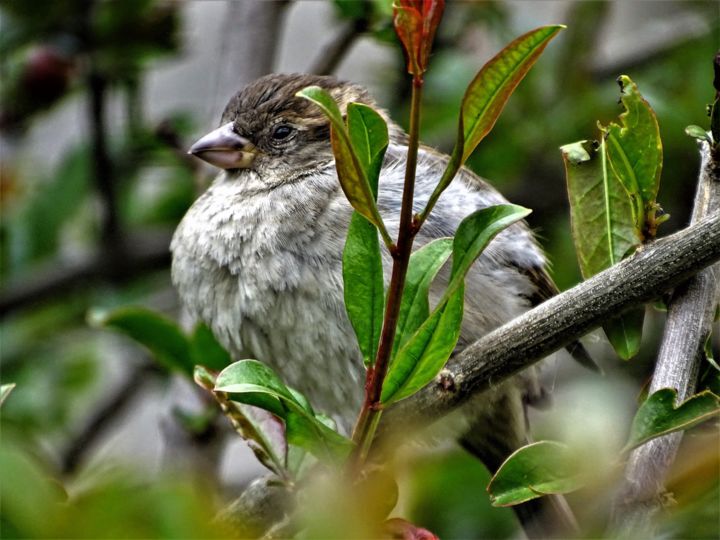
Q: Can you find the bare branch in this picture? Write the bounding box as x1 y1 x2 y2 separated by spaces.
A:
383 209 720 431
0 230 172 318
610 140 720 533
61 361 162 475
309 18 368 76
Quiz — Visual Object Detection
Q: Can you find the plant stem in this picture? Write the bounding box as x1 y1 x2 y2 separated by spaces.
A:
350 75 424 466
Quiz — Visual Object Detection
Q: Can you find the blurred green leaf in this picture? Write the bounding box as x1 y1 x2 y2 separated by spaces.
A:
561 139 644 359
392 238 453 357
625 388 720 451
215 360 353 462
601 75 664 240
488 441 586 506
685 125 711 142
89 306 193 376
382 205 530 404
343 103 388 366
0 383 15 407
296 86 391 245
190 323 232 371
0 443 64 538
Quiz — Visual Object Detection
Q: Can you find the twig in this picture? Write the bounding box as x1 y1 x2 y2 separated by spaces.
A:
210 0 291 120
0 230 172 318
610 140 720 534
61 361 162 474
309 18 368 76
382 210 720 431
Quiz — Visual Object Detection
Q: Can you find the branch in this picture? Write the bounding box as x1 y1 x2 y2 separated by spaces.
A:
309 18 368 76
610 140 720 533
209 0 291 118
383 210 720 431
61 361 162 474
0 230 172 318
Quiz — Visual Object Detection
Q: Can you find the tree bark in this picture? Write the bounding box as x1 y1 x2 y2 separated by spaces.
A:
609 140 720 534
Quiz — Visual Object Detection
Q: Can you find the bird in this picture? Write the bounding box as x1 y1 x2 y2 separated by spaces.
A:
171 73 589 535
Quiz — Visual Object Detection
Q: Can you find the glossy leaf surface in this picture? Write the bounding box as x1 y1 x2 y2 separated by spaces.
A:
488 441 586 506
625 388 720 451
215 360 353 461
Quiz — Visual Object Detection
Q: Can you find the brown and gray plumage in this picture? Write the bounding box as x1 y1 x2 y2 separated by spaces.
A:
171 74 589 529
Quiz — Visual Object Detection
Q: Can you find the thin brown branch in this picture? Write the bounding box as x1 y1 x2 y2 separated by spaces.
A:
309 18 368 76
382 210 720 432
610 140 720 534
61 361 162 474
0 230 172 318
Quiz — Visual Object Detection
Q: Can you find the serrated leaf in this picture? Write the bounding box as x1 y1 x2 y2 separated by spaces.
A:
625 388 720 451
381 205 530 404
601 75 663 239
561 139 638 276
0 383 16 407
89 306 193 376
392 238 453 357
561 139 644 360
190 323 232 371
342 103 388 366
296 87 390 244
215 360 352 462
488 441 586 507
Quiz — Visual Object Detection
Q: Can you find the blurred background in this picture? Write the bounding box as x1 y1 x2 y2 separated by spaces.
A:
1 1 718 538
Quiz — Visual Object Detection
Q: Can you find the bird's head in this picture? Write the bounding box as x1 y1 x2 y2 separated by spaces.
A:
188 73 379 181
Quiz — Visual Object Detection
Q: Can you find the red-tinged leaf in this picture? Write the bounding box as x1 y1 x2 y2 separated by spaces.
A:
458 25 564 162
393 0 445 76
383 518 439 540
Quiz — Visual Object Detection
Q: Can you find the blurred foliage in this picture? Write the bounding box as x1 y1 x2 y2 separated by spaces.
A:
0 1 718 539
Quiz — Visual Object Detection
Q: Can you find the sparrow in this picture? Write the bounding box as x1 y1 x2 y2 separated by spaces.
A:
171 74 590 528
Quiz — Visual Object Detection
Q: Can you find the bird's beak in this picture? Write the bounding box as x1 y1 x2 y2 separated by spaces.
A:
188 122 257 169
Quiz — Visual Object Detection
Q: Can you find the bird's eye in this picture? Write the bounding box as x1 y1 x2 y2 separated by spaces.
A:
271 125 294 140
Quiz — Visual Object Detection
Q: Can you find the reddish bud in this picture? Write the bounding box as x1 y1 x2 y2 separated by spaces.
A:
393 0 444 78
383 518 439 540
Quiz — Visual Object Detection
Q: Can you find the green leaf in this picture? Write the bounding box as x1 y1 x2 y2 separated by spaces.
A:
0 383 16 407
423 26 563 219
560 139 644 359
447 205 531 291
215 360 353 461
347 102 388 195
381 205 530 404
457 25 564 163
381 286 464 404
89 306 193 376
561 139 638 277
296 87 390 245
685 125 711 142
603 308 645 361
625 388 720 451
488 441 586 507
342 103 389 366
601 75 663 239
392 238 453 357
189 323 232 371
